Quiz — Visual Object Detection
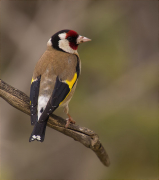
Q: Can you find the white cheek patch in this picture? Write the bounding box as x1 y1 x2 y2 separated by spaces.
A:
38 95 50 120
58 39 77 54
58 32 78 54
58 32 66 39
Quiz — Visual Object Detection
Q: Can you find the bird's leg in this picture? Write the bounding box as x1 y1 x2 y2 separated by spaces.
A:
64 106 76 128
65 113 75 128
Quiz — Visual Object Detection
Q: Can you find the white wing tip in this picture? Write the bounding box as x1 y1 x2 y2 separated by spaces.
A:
31 135 41 141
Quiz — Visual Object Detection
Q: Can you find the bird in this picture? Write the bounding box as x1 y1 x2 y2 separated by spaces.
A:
29 29 91 142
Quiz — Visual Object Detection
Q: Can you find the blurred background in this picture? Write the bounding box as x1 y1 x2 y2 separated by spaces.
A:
0 1 158 180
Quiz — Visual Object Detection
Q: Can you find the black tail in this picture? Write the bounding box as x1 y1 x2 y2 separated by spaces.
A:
29 120 47 142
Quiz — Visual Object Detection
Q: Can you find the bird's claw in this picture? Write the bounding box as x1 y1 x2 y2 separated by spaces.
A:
65 117 75 128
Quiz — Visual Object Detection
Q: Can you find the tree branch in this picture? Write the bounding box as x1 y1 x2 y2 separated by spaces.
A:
0 79 110 167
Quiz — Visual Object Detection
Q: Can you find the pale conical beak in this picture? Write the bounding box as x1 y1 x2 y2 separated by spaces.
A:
77 35 91 44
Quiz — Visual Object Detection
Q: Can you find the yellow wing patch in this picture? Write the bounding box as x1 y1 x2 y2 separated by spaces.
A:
64 73 77 89
31 77 38 84
59 73 77 106
31 77 34 84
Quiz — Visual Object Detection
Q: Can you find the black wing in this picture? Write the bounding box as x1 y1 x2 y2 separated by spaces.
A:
38 76 72 123
30 76 41 125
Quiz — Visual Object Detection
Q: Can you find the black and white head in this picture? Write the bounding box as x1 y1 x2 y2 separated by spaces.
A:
47 29 91 54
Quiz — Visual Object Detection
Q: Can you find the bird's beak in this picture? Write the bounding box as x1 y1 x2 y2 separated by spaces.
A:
77 35 91 44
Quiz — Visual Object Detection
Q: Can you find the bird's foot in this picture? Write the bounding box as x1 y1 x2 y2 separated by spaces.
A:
65 114 75 128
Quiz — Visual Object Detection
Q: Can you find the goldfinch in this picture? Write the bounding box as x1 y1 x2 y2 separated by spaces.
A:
29 29 91 142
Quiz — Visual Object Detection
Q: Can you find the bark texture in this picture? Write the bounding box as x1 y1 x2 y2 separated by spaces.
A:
0 79 110 166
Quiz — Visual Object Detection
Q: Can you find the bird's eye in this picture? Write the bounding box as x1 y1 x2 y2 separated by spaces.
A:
67 36 73 41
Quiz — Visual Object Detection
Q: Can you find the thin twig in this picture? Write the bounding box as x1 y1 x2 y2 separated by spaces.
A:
0 79 110 166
